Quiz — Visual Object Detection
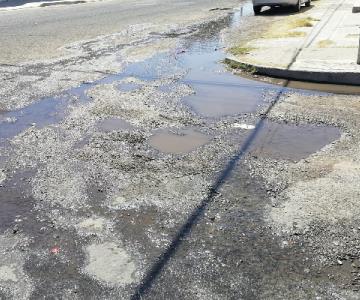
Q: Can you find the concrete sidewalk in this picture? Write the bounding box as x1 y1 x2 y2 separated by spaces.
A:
226 0 360 83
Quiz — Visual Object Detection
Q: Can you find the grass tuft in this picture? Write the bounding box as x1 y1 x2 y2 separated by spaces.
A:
263 30 306 38
317 39 335 48
223 58 258 73
291 17 314 28
262 17 316 39
228 46 254 56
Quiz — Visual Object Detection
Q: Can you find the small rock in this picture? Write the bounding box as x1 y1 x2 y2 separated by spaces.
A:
232 123 255 130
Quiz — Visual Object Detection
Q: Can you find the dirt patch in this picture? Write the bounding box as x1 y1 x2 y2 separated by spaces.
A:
83 242 137 286
271 160 360 230
76 217 109 235
0 234 33 299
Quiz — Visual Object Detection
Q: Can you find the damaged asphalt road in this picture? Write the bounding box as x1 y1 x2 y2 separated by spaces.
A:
1 0 360 299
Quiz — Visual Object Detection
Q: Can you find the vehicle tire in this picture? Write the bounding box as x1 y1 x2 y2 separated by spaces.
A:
293 0 301 12
305 0 311 7
253 5 262 15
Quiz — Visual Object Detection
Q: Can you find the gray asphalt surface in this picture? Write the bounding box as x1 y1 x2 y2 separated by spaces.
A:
0 0 239 64
1 1 360 299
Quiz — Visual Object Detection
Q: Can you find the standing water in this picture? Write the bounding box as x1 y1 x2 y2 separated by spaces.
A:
0 3 341 158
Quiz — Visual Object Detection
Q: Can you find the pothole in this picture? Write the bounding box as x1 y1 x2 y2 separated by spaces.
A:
249 121 341 161
83 242 137 286
184 82 264 117
149 129 210 154
97 117 133 132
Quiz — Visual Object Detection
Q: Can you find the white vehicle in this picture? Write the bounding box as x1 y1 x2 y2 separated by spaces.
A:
252 0 311 14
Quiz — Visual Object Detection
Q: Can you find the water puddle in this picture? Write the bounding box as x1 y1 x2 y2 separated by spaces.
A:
177 14 276 118
149 129 210 154
68 83 92 101
117 82 141 92
238 71 360 96
97 117 133 132
0 96 70 142
184 82 263 117
0 3 354 146
249 121 341 161
287 81 360 95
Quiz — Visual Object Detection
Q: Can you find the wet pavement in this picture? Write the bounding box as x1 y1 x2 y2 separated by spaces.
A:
0 2 358 299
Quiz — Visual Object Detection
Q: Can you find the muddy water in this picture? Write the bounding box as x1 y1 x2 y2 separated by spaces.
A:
149 129 210 154
287 80 360 95
149 121 340 159
97 117 133 132
184 83 263 117
178 17 276 117
249 121 341 161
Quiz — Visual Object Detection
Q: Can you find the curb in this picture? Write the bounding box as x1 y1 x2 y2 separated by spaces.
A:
353 1 360 13
224 58 360 86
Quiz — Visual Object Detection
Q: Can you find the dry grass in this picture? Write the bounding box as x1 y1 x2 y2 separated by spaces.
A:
291 17 314 28
263 30 306 38
228 46 254 56
223 58 257 73
263 17 316 39
317 39 334 48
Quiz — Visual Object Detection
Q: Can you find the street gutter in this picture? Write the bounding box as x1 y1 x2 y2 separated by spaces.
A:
224 57 360 85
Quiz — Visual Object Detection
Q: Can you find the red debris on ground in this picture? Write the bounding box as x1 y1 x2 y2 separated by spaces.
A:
50 246 60 254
